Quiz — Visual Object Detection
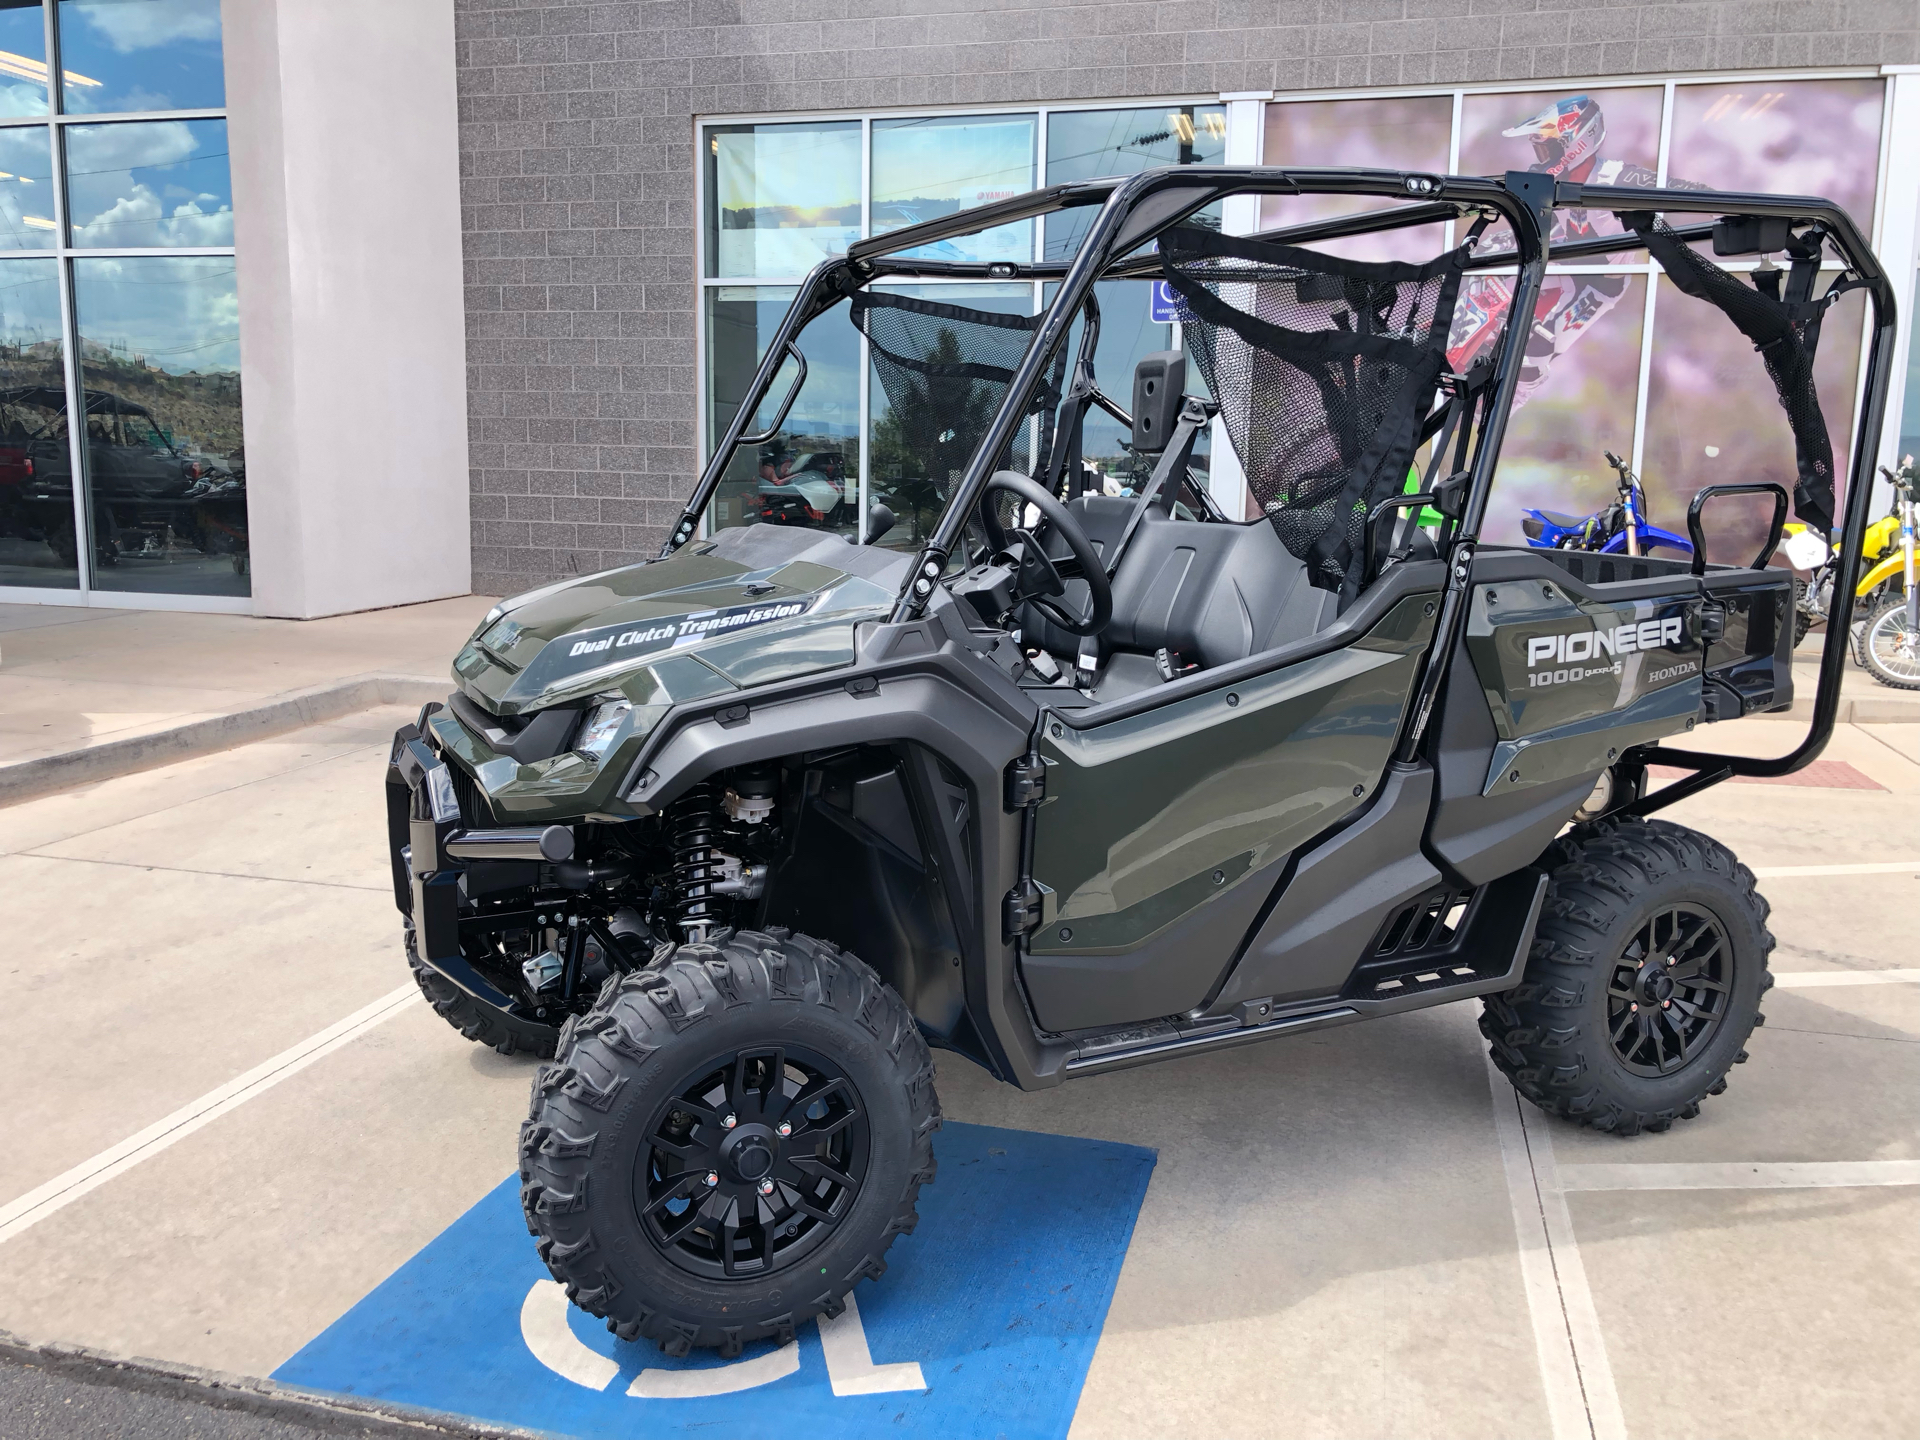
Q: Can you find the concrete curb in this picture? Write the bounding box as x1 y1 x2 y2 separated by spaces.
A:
0 1328 553 1438
0 673 448 809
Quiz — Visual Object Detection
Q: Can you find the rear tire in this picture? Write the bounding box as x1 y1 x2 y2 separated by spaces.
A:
405 924 558 1059
1481 817 1772 1135
520 927 940 1356
1859 594 1920 690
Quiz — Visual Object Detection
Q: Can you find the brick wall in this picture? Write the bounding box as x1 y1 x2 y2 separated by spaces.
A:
454 0 1920 596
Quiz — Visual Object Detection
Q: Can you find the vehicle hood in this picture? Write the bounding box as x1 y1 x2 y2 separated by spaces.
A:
453 524 912 717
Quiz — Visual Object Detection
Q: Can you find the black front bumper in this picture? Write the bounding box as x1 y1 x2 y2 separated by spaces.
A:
385 720 533 1017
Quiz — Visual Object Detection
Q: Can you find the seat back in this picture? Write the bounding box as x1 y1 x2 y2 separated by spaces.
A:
1105 512 1334 667
1021 495 1335 669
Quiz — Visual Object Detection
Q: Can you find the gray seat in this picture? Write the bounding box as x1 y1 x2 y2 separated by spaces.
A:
1022 495 1335 673
1105 510 1335 667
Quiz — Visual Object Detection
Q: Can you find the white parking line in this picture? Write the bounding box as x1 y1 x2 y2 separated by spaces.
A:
1560 1161 1920 1191
0 984 420 1247
1750 861 1920 878
1771 968 1920 987
1486 1056 1626 1440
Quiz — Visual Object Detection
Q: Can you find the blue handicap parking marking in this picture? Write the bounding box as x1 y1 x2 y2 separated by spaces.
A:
274 1121 1155 1440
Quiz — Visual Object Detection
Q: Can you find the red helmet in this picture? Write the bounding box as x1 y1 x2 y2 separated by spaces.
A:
1503 95 1605 178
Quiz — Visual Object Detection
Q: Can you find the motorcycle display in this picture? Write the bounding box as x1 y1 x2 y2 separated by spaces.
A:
1855 458 1918 689
1520 449 1693 559
1781 459 1914 657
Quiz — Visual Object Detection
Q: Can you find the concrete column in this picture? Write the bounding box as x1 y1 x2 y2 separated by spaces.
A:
223 0 470 618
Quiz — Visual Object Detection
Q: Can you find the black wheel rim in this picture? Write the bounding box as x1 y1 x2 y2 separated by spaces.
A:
1605 904 1733 1077
634 1045 869 1281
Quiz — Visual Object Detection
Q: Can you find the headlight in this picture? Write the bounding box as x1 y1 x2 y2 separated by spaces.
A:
576 697 632 756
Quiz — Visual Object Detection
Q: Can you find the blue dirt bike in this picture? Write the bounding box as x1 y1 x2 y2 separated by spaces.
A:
1521 450 1693 559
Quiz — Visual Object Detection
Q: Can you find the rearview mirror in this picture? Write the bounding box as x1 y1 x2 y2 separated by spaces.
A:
1132 351 1186 454
1712 216 1793 257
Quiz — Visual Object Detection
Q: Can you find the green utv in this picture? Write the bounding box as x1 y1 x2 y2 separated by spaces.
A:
388 167 1895 1356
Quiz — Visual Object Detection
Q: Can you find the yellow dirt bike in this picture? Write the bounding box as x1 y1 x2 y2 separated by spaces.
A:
1780 463 1909 660
1855 459 1917 689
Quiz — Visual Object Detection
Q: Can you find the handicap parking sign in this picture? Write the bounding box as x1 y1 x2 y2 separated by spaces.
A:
1149 281 1193 324
276 1122 1155 1440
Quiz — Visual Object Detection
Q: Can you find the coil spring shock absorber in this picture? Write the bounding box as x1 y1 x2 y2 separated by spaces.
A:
669 783 720 939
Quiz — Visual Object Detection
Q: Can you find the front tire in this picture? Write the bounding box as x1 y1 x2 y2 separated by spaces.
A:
520 927 940 1356
405 924 558 1058
1481 818 1773 1135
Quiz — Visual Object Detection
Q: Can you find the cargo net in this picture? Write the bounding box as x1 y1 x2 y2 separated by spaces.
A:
1626 215 1838 536
1159 226 1475 598
851 289 1067 537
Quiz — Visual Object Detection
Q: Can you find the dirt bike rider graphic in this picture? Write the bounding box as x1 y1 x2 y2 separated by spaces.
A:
1448 94 1705 401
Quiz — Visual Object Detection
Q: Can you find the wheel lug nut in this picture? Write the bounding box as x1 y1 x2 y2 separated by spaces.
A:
758 1179 775 1196
722 1114 736 1129
1662 1000 1671 1008
776 1122 791 1137
704 1171 718 1187
1631 1003 1639 1011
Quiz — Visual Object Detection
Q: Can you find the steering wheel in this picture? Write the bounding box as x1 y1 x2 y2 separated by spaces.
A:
980 471 1112 638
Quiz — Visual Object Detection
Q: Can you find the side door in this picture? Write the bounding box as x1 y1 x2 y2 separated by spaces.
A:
1021 589 1437 1034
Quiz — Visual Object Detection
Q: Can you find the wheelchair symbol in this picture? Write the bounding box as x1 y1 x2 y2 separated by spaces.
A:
520 1280 926 1399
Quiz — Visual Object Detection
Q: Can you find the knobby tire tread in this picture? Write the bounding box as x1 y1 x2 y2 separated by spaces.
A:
405 925 558 1060
1480 817 1774 1136
519 927 940 1356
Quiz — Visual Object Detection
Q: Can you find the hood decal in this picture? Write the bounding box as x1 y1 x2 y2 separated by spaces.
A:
524 593 824 694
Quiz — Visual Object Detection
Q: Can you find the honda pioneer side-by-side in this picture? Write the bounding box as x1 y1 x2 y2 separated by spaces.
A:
386 166 1896 1357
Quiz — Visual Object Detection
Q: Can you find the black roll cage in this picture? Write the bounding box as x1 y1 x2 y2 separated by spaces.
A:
663 165 1899 797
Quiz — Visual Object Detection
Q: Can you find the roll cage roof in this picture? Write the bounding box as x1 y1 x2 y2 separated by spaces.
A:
666 165 1899 794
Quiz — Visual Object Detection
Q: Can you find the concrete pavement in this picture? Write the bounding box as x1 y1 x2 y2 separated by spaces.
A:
0 600 490 801
0 701 1912 1438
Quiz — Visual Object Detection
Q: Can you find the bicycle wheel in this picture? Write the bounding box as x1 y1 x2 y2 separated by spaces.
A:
1860 594 1920 690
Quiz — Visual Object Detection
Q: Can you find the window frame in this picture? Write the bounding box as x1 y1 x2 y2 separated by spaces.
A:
695 67 1917 543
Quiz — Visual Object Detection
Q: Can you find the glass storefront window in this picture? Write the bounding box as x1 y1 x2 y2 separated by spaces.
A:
0 0 50 118
65 116 230 247
704 287 861 541
1669 79 1884 234
871 115 1035 265
0 1 236 603
1479 274 1647 548
698 84 1912 586
72 254 245 595
0 122 53 247
1043 105 1226 262
1457 87 1663 258
1643 281 1865 566
56 0 224 114
0 256 71 587
1260 96 1452 262
1041 278 1204 498
704 122 860 279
